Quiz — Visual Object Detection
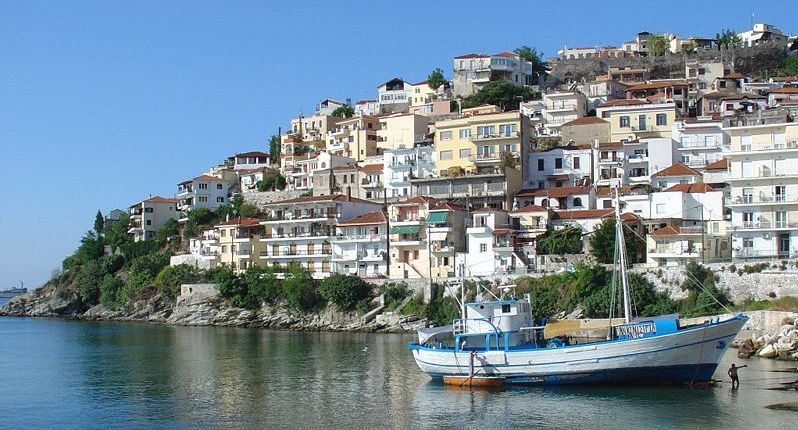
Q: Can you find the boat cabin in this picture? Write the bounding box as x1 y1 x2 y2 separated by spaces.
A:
453 299 540 352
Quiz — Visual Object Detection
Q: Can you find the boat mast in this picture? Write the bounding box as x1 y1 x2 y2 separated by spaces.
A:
614 187 632 323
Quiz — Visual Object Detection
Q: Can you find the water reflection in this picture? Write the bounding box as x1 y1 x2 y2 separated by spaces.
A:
1 317 796 430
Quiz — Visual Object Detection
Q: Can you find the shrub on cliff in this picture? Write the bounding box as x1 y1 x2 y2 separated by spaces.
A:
73 260 106 306
245 266 282 305
282 267 322 311
217 274 257 309
320 274 371 310
99 276 124 310
155 264 203 303
119 251 171 303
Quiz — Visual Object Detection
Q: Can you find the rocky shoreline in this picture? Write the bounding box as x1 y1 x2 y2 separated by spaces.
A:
735 314 798 361
0 286 427 334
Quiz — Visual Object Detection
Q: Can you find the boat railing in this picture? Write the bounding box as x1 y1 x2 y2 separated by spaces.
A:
453 317 501 351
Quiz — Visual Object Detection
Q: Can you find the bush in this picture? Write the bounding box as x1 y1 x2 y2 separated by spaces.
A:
244 266 282 305
741 263 769 274
356 298 372 315
536 226 583 255
120 251 171 303
99 254 125 275
99 276 124 310
282 268 321 311
320 274 372 310
155 264 203 303
218 274 258 309
381 282 409 311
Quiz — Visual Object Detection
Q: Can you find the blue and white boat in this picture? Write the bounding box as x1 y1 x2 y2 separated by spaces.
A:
408 190 747 385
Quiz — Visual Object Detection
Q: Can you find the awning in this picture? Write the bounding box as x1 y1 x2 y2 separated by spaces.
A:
391 225 420 234
418 324 453 344
429 231 448 241
426 211 449 224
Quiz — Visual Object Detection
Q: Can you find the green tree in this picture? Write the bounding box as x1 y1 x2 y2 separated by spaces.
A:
99 275 125 310
646 34 669 56
217 195 258 219
73 260 105 306
282 267 321 311
784 55 798 76
537 226 583 255
589 219 640 264
676 262 731 317
94 210 104 235
245 266 282 304
268 134 280 167
154 218 180 245
320 274 372 310
461 80 540 111
64 231 105 270
716 29 741 49
104 212 132 250
120 251 171 303
155 264 203 302
514 46 549 80
427 67 446 91
331 105 355 118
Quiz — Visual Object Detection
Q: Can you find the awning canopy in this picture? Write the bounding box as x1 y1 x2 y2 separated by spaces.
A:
391 225 420 234
418 324 453 344
426 211 449 224
429 231 448 241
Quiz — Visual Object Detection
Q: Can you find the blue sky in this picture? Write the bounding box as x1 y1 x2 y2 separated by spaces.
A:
0 1 792 288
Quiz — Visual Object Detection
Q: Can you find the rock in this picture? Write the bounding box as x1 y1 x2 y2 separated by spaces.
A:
780 324 794 337
737 338 757 359
759 344 779 358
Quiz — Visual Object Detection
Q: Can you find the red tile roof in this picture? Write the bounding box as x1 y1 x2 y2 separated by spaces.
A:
396 196 438 205
651 163 701 178
216 217 261 227
235 151 270 158
430 202 464 211
144 196 179 204
626 80 688 91
772 76 798 82
337 211 386 226
412 80 428 86
554 209 638 221
664 183 715 193
454 53 488 59
494 51 517 58
332 164 358 172
771 87 798 94
704 158 727 171
597 99 650 108
358 163 384 173
562 116 609 126
650 226 680 236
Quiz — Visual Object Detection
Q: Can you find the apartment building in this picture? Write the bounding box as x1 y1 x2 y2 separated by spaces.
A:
408 81 438 107
315 98 347 116
427 203 467 279
215 217 264 273
452 52 535 98
388 196 437 279
259 194 382 279
701 92 767 117
596 100 677 141
769 87 798 107
577 78 628 112
738 23 789 47
291 151 351 192
128 196 179 242
383 142 435 200
724 122 798 259
228 151 271 170
672 118 724 170
376 113 430 151
411 166 523 211
239 167 275 192
593 138 677 187
331 211 388 278
186 228 220 268
461 208 526 277
358 163 385 201
515 186 594 211
354 99 380 117
651 163 702 190
176 175 233 217
312 164 360 197
625 80 689 116
685 59 733 110
378 78 412 113
326 116 380 161
433 106 531 174
607 66 649 84
526 144 593 189
542 91 587 135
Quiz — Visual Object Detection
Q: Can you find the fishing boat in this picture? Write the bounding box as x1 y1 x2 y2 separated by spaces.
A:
408 189 747 385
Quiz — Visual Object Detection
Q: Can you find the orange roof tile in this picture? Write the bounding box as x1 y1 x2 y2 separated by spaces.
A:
651 226 680 236
562 116 609 126
395 196 438 205
359 163 384 173
430 202 464 211
626 81 688 91
651 163 701 178
597 99 651 108
143 196 179 204
267 194 380 206
664 183 715 193
771 87 798 94
216 217 261 227
337 211 386 226
513 204 547 213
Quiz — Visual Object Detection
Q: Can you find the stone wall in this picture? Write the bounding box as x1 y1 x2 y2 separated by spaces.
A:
242 190 303 209
633 261 798 303
169 254 216 269
369 278 433 303
178 283 219 306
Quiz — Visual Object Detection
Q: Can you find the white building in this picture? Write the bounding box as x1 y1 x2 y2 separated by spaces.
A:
378 78 412 113
354 99 380 117
724 122 798 259
229 151 271 170
541 91 587 135
672 118 724 170
738 23 789 47
287 152 353 192
259 194 383 278
526 144 592 189
462 208 517 277
577 79 628 112
331 211 388 279
128 196 179 242
452 51 536 98
515 186 594 212
594 138 677 187
383 143 435 200
177 175 233 218
650 163 702 191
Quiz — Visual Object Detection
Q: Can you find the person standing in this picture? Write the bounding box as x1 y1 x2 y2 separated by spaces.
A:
728 363 747 389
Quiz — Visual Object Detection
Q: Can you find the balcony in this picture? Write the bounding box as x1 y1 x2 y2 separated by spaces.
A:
546 103 578 112
260 231 331 241
728 140 798 155
727 194 798 206
626 154 648 163
735 248 780 258
678 140 720 150
648 247 700 259
471 131 519 141
330 233 387 243
261 213 336 223
260 249 332 259
469 152 501 164
391 235 423 246
361 178 383 188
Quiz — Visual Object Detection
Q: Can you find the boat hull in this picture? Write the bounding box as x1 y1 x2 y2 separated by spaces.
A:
410 315 747 385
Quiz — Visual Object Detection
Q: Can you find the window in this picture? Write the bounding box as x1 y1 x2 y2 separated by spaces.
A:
459 129 471 138
199 183 208 190
742 237 753 249
501 304 511 313
537 159 545 171
656 203 666 215
459 148 471 158
656 113 667 126
479 243 487 253
499 124 516 136
476 125 495 136
726 104 734 111
638 115 647 130
144 207 153 213
698 82 707 90
220 230 226 237
439 150 453 160
198 196 208 203
573 197 583 207
216 183 223 189
741 161 753 178
573 157 580 169
698 68 705 75
216 197 224 203
619 116 630 128
719 81 727 89
555 158 563 169
439 131 452 141
146 220 152 226
221 245 227 253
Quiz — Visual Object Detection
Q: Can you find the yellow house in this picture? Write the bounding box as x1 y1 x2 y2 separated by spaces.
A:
376 113 430 151
433 105 531 175
596 100 677 141
215 217 265 273
409 81 438 107
327 116 380 161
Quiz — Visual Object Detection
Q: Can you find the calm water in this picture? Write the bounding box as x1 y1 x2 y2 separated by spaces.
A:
1 315 796 430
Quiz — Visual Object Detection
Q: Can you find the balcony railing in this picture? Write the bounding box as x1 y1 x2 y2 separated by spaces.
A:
261 231 330 239
471 131 519 141
727 194 798 205
261 249 332 257
733 140 798 153
261 213 336 222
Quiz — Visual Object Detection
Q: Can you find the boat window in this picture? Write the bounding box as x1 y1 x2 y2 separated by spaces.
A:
502 304 511 313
